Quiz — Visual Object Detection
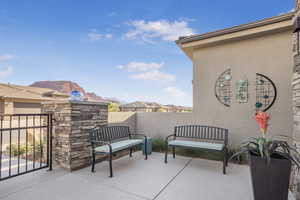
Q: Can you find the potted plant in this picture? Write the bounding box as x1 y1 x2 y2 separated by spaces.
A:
231 112 300 200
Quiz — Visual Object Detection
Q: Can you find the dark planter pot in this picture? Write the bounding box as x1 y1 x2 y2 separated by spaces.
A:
249 153 292 200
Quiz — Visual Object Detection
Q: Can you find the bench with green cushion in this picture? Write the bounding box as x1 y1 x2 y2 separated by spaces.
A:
90 126 147 177
94 139 144 153
165 125 229 174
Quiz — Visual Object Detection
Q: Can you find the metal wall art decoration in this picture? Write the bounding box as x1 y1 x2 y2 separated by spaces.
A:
255 73 277 113
215 69 232 107
236 79 248 103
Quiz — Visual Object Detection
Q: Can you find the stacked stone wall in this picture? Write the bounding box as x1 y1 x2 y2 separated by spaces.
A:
42 100 108 170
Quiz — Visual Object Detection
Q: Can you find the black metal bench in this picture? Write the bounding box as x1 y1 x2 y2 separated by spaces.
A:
90 126 147 177
165 125 229 174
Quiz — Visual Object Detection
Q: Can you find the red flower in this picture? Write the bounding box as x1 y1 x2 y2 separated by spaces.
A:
255 112 270 135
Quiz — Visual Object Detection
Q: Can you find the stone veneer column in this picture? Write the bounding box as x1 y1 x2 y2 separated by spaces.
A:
293 0 300 198
41 100 108 171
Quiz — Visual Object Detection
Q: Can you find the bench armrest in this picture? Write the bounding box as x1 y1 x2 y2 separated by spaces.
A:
165 134 176 143
130 134 147 141
90 140 112 153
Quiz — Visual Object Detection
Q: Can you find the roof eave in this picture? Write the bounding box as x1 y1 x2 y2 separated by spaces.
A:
175 13 294 59
176 12 294 45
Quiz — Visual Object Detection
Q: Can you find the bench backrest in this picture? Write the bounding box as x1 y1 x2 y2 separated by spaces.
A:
174 125 228 145
90 126 131 142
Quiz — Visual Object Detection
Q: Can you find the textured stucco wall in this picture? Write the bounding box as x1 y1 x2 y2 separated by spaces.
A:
192 30 293 147
108 112 193 139
136 112 194 138
108 112 137 133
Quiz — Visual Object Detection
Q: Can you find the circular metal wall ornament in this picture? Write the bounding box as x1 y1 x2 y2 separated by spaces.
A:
255 73 277 113
215 69 231 107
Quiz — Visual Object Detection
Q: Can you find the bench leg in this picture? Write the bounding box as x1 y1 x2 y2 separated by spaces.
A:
165 145 168 164
144 139 148 160
223 148 227 175
129 148 133 157
226 148 228 167
109 153 113 178
91 152 95 173
172 146 175 159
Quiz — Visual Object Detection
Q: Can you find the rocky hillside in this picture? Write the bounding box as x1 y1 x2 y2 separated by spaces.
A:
30 81 119 103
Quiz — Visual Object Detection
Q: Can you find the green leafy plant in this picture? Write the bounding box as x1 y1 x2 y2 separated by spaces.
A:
6 141 45 159
108 103 120 112
231 112 300 169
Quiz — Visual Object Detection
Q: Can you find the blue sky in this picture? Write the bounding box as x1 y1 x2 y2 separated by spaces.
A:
0 0 295 106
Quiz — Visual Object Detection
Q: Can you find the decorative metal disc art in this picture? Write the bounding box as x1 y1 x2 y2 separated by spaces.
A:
215 69 231 107
255 73 277 113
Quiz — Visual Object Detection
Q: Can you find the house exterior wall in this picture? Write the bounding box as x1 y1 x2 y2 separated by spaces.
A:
13 102 41 114
4 101 14 114
192 29 293 147
2 98 52 114
0 100 4 115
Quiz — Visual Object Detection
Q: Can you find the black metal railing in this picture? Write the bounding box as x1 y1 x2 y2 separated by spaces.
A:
0 113 52 181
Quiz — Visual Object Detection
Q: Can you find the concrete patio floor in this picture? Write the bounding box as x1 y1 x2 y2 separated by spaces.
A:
0 152 291 200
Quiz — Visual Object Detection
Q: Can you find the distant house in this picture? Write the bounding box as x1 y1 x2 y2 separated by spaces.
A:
0 83 69 114
120 101 166 112
119 101 191 112
164 105 192 112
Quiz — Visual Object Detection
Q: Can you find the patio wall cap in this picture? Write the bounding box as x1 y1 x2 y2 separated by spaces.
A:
41 100 109 106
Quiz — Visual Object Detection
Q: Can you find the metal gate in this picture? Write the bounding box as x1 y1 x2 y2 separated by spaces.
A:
0 114 52 181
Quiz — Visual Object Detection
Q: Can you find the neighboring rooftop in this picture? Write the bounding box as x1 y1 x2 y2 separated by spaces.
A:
120 101 164 109
0 83 69 101
30 81 120 103
119 101 192 112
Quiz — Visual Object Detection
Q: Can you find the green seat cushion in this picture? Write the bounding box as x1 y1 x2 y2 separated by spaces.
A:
168 140 224 151
95 139 144 153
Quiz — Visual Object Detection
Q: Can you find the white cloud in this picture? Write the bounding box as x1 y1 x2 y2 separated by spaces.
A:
0 66 13 79
88 31 102 41
87 30 113 41
0 54 14 61
105 34 113 39
163 87 185 97
130 70 175 82
118 61 163 72
125 19 195 42
108 12 117 17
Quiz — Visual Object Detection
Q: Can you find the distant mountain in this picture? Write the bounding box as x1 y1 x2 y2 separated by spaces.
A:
30 81 120 103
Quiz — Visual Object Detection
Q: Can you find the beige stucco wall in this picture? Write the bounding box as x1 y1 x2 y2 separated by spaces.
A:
192 29 293 147
108 112 193 138
108 112 137 133
3 98 45 114
4 101 14 114
136 112 194 138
